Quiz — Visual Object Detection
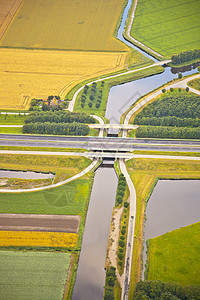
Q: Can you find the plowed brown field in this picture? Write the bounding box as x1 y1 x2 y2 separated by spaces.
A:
0 213 80 233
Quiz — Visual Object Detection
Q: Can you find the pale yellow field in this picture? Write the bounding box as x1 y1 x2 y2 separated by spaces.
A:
0 48 127 110
0 230 78 248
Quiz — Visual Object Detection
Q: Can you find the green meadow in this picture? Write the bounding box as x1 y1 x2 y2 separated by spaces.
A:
147 222 200 286
130 0 200 56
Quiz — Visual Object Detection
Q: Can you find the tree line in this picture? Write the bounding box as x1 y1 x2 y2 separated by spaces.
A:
136 126 200 139
134 280 200 300
134 116 200 128
103 266 116 300
171 49 200 65
115 173 127 205
25 111 95 124
22 122 89 136
134 92 200 121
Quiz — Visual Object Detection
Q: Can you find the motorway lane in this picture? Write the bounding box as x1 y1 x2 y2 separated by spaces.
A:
1 134 200 145
0 135 200 152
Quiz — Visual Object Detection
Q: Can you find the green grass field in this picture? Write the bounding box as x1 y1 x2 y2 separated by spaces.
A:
188 77 200 91
0 250 70 300
130 0 200 56
147 222 200 286
0 176 92 215
0 0 128 52
0 114 26 124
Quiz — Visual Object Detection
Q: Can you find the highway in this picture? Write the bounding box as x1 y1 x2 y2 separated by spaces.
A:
0 134 200 152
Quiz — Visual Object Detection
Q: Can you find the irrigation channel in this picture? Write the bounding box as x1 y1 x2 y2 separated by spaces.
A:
72 0 200 298
0 170 54 180
143 180 200 279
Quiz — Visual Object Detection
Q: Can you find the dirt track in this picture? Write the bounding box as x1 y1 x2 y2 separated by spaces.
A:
0 213 80 233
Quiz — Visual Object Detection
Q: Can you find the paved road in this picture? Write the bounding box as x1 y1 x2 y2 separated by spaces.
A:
119 159 136 300
1 135 200 152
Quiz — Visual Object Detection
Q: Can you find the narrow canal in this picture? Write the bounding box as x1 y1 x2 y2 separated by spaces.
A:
143 180 200 278
72 163 117 300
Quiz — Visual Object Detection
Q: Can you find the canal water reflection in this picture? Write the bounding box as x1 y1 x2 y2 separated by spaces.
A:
72 165 117 300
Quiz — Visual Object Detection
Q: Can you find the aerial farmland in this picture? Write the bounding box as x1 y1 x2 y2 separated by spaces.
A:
0 0 200 299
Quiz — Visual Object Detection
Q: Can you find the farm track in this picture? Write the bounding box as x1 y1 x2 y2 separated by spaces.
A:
0 0 23 40
0 213 80 233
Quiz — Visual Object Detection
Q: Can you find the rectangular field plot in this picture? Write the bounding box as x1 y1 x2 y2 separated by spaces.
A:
131 0 200 56
0 48 126 110
0 250 70 300
0 231 78 248
0 213 80 233
0 0 128 52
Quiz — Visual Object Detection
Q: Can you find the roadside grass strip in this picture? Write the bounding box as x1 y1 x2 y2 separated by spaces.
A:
147 222 200 286
130 0 200 56
0 231 78 248
0 250 71 300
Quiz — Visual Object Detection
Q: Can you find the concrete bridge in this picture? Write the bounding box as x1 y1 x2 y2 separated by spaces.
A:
89 124 138 130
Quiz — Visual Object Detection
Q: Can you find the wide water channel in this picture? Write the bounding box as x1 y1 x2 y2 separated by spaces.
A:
143 180 200 278
72 164 117 300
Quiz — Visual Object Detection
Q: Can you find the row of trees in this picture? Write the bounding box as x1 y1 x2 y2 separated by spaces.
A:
25 111 95 124
118 201 129 268
103 266 116 300
136 126 200 139
134 92 200 121
171 49 200 65
134 116 200 128
22 122 89 136
80 81 105 109
115 173 127 205
134 280 200 300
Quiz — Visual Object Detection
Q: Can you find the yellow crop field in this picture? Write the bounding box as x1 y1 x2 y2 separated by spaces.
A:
0 0 128 52
0 48 127 110
0 230 78 248
0 0 22 40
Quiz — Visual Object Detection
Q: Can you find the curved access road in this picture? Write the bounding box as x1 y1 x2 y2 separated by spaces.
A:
122 73 200 137
90 114 104 137
68 60 169 112
0 158 98 193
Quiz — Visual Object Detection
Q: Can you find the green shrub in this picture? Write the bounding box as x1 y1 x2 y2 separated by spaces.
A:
119 240 125 247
